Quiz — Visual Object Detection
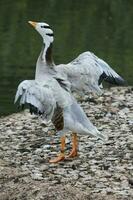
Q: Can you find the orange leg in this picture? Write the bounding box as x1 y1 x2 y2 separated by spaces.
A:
49 135 65 163
67 133 78 158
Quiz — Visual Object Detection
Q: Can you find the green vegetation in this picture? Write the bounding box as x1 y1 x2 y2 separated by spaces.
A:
0 0 133 115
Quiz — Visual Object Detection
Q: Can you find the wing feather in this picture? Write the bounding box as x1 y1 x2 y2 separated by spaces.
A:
15 80 56 122
56 51 125 95
15 79 73 122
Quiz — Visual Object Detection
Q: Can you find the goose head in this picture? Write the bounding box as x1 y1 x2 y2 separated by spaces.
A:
28 21 54 46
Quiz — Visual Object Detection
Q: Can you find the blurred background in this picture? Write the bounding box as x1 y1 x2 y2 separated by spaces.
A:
0 0 133 116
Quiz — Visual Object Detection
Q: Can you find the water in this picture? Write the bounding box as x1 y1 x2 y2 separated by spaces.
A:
0 0 133 116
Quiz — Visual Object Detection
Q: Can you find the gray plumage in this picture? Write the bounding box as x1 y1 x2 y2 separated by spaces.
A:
15 21 125 142
15 79 107 140
55 51 125 96
58 98 107 140
15 78 73 123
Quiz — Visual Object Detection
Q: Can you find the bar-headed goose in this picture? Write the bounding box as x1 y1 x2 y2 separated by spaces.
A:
15 21 125 163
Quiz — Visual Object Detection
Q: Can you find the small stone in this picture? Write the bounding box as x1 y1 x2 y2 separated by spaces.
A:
128 178 133 186
35 148 42 154
42 144 51 149
40 165 48 171
127 143 133 150
31 173 43 180
121 180 129 189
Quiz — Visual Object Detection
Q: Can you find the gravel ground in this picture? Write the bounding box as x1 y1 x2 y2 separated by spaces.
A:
0 87 133 200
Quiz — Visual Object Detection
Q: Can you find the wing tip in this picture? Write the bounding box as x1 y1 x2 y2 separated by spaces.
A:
100 73 127 86
115 76 127 86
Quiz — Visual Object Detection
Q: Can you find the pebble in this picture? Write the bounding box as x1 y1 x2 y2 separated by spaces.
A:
35 148 42 154
31 173 43 180
128 178 133 186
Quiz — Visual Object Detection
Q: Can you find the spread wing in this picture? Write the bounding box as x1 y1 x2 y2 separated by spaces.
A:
56 51 125 95
15 79 72 122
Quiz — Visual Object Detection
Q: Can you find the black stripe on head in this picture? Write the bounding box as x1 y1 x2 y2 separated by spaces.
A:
46 33 54 37
41 25 51 29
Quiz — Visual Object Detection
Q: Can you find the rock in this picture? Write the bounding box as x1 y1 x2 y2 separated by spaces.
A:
128 178 133 186
40 165 49 171
42 144 51 149
127 143 133 150
31 172 43 180
34 148 42 155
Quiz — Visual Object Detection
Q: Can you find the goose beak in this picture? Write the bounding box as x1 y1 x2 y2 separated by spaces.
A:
28 21 37 28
